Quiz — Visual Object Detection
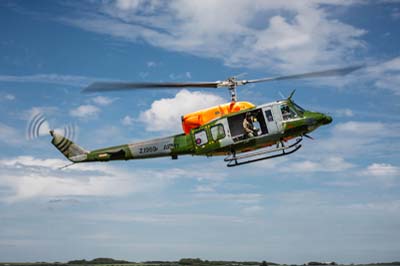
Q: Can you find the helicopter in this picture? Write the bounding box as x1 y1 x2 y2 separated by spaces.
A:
50 66 360 167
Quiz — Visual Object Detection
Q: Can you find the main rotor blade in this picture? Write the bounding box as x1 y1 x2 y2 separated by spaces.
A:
83 65 364 93
245 65 363 84
83 81 220 93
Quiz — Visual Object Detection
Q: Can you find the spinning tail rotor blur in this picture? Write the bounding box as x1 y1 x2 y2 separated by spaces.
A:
26 112 78 142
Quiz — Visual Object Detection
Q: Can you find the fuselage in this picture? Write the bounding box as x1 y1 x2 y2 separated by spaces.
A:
51 99 332 164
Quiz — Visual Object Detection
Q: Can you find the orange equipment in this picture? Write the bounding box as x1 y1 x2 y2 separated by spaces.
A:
181 101 255 134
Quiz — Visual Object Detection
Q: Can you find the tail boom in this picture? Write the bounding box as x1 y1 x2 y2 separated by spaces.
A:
50 131 193 163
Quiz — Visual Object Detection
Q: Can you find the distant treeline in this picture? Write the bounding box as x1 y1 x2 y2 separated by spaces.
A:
68 258 131 264
177 258 276 266
1 258 400 266
65 258 276 266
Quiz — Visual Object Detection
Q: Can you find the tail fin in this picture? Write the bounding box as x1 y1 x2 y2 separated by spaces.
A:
50 130 89 162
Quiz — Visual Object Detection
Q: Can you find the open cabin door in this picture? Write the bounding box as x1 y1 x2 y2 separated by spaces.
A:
227 108 268 142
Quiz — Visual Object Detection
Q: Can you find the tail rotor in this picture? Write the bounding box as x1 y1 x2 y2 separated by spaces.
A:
26 112 78 142
26 112 50 140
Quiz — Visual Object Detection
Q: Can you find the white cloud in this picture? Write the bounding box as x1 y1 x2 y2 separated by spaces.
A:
115 0 142 11
69 104 100 118
64 1 366 71
121 115 135 126
20 106 59 121
0 155 230 202
84 212 254 225
364 57 400 95
346 200 400 212
324 181 359 187
193 185 215 193
359 163 399 187
146 61 159 68
0 156 66 170
241 205 264 216
0 93 15 101
5 93 15 100
271 190 323 206
311 121 400 158
362 163 399 177
331 121 400 147
287 160 320 172
0 156 135 202
257 156 355 174
168 72 192 80
139 71 149 78
91 96 116 106
139 89 224 132
282 156 354 173
194 192 263 204
0 122 24 146
0 156 202 202
391 7 400 20
1 172 137 203
335 108 354 117
333 121 386 136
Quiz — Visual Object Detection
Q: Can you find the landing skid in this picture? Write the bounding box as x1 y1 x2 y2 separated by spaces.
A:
224 137 303 167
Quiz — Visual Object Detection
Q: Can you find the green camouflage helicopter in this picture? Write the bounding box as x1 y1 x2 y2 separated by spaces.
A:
50 66 359 167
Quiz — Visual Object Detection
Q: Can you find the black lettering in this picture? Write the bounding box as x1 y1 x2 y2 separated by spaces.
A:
139 146 159 154
164 143 179 150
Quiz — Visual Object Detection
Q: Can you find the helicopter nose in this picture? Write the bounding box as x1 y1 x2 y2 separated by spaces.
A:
321 114 333 125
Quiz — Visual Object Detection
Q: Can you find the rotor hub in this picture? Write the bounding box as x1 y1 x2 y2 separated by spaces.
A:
223 77 239 102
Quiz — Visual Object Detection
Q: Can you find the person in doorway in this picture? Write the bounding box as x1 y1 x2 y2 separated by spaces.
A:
243 112 256 138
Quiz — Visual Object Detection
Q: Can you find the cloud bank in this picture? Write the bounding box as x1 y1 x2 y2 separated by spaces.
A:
64 0 366 71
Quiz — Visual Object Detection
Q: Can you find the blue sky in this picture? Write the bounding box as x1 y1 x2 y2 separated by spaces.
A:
1 0 400 264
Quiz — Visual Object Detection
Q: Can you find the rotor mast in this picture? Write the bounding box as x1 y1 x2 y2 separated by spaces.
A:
218 76 245 102
228 77 238 102
229 85 237 102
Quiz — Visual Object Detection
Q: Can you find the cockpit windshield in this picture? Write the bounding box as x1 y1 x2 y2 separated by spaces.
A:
280 101 305 121
292 101 305 115
280 104 298 120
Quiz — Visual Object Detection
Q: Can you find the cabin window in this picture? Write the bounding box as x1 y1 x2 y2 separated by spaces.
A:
265 110 274 122
194 130 208 146
280 104 297 120
211 124 225 141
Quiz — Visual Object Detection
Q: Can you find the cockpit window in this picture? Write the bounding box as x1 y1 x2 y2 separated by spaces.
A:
280 104 298 120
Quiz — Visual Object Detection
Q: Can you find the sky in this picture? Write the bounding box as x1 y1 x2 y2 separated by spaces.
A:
0 0 400 264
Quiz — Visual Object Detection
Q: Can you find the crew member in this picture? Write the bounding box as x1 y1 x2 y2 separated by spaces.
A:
243 112 256 138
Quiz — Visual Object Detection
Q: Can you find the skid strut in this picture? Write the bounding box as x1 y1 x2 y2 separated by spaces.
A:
224 138 303 167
